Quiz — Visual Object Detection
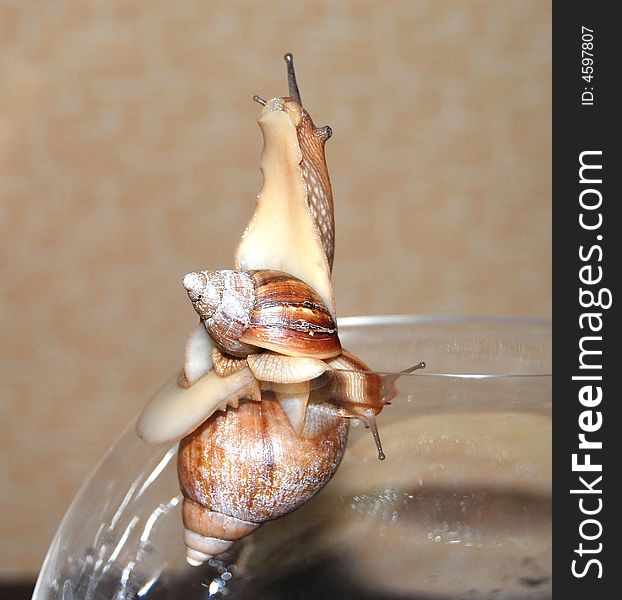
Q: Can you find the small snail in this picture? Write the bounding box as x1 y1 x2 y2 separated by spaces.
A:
136 53 424 566
182 269 341 359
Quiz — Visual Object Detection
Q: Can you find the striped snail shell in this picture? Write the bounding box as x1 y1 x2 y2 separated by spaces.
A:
183 269 341 359
178 394 348 566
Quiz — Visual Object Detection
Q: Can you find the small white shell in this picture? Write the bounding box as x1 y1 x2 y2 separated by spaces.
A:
136 368 260 444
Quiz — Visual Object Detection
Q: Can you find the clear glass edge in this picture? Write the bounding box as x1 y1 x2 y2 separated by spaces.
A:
32 314 553 599
337 313 552 327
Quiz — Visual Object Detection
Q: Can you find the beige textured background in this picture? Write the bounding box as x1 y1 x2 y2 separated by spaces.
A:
1 0 551 578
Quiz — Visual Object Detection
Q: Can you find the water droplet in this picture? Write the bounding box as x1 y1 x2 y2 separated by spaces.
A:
208 579 220 595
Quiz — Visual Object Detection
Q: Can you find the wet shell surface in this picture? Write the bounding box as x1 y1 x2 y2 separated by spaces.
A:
184 269 342 359
178 394 349 563
240 270 340 358
183 270 258 357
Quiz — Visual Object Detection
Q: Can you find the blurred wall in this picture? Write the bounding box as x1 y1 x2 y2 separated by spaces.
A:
0 0 550 577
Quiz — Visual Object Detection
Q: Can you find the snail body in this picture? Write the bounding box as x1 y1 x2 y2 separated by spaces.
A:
318 352 425 460
235 64 336 318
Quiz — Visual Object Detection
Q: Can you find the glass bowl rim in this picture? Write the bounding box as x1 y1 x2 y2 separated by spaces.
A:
337 314 551 327
336 314 551 379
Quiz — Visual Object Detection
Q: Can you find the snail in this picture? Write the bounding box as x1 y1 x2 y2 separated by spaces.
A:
136 53 424 567
182 269 341 359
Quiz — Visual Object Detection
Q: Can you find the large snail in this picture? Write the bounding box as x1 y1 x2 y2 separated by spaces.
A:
136 53 424 567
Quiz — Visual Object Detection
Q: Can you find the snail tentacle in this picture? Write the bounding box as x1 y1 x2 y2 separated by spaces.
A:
284 52 301 104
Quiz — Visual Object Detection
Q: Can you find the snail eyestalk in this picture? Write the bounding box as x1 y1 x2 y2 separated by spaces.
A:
284 52 302 104
316 125 333 141
402 361 426 374
363 410 386 461
382 361 426 390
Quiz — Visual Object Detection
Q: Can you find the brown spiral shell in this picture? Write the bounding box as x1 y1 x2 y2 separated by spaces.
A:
184 269 342 359
178 393 349 564
240 270 340 358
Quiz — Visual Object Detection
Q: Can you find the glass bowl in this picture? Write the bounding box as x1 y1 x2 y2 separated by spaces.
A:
33 316 552 600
